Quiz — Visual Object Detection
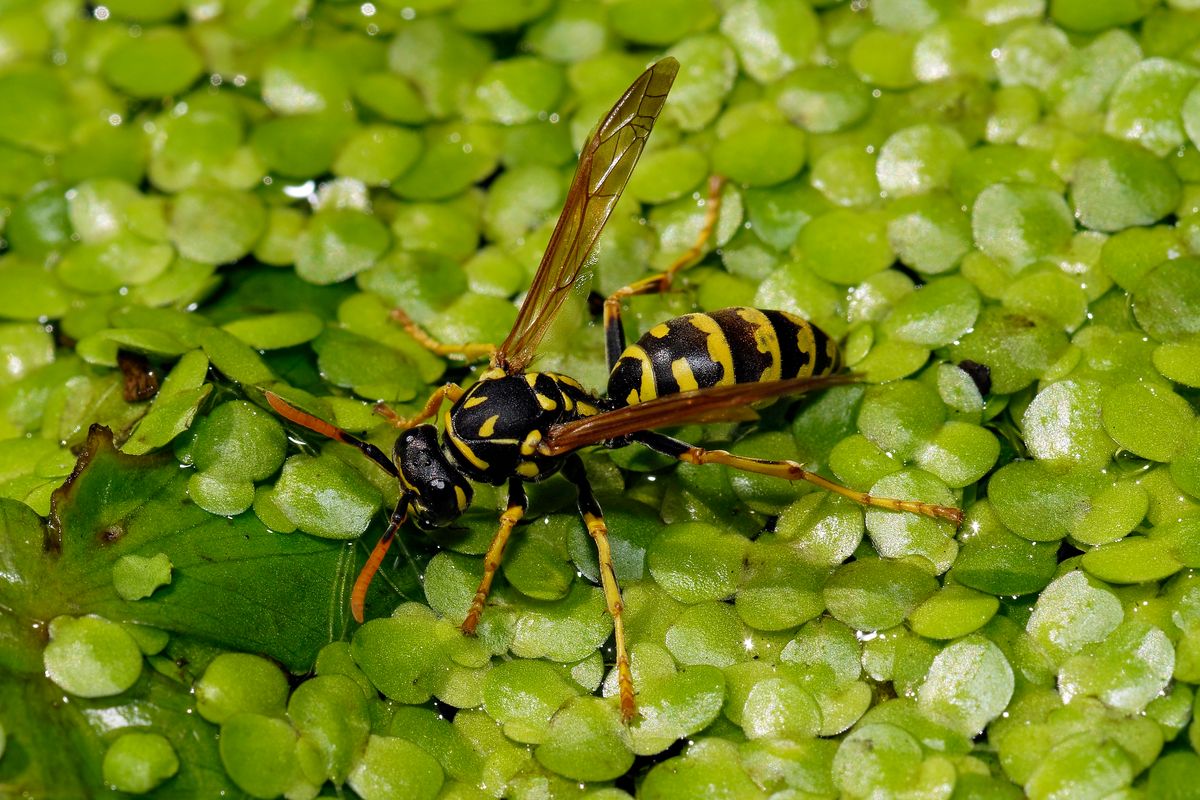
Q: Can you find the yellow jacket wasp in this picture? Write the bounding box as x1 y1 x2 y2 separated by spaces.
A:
266 56 963 722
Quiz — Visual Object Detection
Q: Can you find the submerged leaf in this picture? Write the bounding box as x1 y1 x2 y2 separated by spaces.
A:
2 426 374 671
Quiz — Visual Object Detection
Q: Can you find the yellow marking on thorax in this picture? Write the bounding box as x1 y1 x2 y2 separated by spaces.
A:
516 461 540 478
688 314 735 386
446 409 489 469
524 373 539 386
482 367 507 380
671 357 699 391
454 485 468 511
737 308 781 382
477 414 500 437
552 375 599 414
551 373 584 390
536 393 557 411
520 429 542 456
648 323 671 338
626 389 640 405
796 322 817 378
450 437 489 471
464 395 488 409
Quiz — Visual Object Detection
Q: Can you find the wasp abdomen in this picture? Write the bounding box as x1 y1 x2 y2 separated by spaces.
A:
608 307 841 406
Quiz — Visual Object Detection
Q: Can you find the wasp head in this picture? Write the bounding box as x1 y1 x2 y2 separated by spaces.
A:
394 424 473 529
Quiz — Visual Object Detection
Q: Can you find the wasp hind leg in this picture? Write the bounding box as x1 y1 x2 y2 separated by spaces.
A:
633 431 964 525
562 455 637 722
391 306 499 362
462 479 528 635
375 382 464 430
602 175 726 370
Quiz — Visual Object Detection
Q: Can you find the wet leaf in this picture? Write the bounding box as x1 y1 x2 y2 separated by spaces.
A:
0 426 370 670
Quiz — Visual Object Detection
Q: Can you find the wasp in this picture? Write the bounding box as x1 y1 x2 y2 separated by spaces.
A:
266 57 963 722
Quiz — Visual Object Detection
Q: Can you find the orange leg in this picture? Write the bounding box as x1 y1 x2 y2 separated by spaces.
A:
461 480 527 635
603 174 726 368
375 382 464 430
391 307 497 362
586 510 634 722
563 455 636 722
636 431 963 526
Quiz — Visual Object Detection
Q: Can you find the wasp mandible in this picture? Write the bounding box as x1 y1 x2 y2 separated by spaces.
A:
266 57 963 722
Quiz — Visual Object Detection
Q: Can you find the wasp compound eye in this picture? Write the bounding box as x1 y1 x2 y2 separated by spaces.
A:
395 424 472 529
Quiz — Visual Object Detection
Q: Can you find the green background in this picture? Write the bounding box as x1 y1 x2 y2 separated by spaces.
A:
2 0 1200 797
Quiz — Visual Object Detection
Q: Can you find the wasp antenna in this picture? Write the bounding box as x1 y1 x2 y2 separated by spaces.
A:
265 390 400 478
350 508 407 623
265 390 341 439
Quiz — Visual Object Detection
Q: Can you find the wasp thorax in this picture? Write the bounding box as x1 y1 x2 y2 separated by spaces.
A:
393 424 472 529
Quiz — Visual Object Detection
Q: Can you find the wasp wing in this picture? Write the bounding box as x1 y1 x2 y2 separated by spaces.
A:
493 57 679 375
541 374 857 456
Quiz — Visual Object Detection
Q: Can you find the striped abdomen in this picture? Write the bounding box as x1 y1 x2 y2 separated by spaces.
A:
607 307 841 406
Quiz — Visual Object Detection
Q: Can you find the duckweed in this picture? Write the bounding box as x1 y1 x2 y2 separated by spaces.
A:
195 653 290 725
111 553 173 602
287 675 372 786
917 635 1014 737
178 399 288 516
219 713 309 800
101 732 180 795
42 615 144 699
534 698 633 782
348 735 444 800
4 0 1200 797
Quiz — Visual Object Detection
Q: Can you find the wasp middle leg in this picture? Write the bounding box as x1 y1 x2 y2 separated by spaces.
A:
391 306 499 362
603 174 726 370
462 478 527 635
633 430 964 525
562 454 636 722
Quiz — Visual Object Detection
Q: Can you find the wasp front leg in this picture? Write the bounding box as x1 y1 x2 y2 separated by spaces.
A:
633 431 964 525
602 175 726 370
462 479 527 635
562 455 637 722
375 382 464 431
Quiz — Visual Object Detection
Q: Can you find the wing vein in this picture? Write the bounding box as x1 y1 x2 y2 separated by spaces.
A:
492 58 679 375
541 375 858 456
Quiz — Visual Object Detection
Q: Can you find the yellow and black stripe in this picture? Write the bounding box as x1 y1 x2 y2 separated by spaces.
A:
444 372 605 485
607 307 841 406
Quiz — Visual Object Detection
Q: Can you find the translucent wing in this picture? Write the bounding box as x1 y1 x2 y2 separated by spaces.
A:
493 57 679 374
540 374 857 456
